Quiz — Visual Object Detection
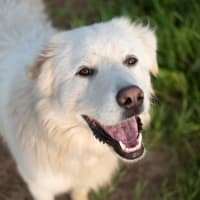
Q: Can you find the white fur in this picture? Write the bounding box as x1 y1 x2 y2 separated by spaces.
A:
0 1 158 200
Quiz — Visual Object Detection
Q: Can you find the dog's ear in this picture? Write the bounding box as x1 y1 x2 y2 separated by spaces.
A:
26 44 55 80
112 17 158 76
26 44 56 96
136 24 158 76
26 53 45 80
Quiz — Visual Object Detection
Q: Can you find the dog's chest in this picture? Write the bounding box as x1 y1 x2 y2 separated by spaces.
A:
70 150 119 189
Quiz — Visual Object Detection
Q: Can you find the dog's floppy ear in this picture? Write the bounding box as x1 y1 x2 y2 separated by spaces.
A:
26 44 55 80
26 44 56 96
136 24 158 76
113 17 158 76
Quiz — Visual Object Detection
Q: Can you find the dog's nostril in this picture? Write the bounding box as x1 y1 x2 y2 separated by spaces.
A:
137 95 144 105
124 97 132 106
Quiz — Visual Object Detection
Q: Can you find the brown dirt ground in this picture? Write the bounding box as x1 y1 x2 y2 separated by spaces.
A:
0 137 173 200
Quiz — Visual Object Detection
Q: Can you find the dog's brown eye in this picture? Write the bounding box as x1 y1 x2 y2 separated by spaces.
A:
76 66 96 77
123 55 138 67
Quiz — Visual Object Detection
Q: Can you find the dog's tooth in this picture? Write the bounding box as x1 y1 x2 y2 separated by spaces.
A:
119 141 126 151
138 133 142 144
126 147 130 152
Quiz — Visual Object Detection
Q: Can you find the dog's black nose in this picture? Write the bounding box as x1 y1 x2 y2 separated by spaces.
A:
116 86 144 111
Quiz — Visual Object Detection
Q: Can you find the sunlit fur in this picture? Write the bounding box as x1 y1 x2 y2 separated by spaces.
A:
0 0 158 200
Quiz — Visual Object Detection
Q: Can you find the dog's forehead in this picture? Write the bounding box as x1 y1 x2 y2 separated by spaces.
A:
84 27 141 55
55 20 143 59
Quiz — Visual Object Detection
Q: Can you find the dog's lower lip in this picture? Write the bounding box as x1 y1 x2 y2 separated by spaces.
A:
119 134 142 153
82 115 144 160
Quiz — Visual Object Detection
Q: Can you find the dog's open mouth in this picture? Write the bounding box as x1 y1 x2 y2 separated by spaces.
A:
82 115 144 160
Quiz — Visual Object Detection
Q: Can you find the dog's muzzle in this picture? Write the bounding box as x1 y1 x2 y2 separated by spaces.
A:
82 85 145 160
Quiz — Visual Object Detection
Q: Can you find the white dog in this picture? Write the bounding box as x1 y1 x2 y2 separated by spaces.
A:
0 0 158 200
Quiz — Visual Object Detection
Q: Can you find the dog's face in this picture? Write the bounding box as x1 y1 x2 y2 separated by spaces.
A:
28 18 158 161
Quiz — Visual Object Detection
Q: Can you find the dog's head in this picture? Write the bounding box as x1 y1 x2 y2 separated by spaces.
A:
27 17 158 161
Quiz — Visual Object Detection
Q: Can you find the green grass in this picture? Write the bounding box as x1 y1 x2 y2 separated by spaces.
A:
46 0 200 199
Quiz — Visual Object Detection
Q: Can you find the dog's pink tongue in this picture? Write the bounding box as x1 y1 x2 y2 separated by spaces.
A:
103 118 138 148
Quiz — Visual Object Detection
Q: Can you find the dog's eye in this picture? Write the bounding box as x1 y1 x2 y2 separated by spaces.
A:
76 66 96 77
123 55 138 67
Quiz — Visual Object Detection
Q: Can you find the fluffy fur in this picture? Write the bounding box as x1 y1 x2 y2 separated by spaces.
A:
0 0 158 200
